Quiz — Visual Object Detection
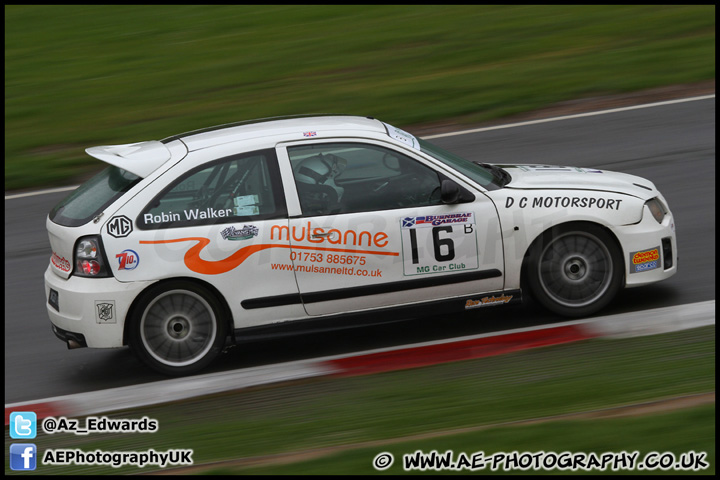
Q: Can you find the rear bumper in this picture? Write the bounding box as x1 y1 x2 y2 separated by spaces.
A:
50 324 88 349
44 265 153 348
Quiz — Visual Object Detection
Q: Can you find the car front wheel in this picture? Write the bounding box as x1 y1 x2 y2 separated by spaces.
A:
526 224 624 317
129 281 228 375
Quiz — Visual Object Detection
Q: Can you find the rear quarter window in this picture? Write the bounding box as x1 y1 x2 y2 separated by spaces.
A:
137 149 286 229
49 167 140 227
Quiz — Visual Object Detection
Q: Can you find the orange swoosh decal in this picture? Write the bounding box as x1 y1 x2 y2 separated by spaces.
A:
140 238 290 275
140 237 398 275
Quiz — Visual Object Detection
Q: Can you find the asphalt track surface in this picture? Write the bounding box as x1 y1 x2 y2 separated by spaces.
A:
4 97 715 405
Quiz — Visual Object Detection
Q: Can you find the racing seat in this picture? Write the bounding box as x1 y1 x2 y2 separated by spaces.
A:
295 181 339 216
293 154 345 215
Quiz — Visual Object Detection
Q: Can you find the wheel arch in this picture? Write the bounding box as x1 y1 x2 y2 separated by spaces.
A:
122 276 235 346
520 220 626 291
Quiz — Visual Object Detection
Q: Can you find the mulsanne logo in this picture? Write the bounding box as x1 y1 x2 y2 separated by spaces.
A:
139 223 399 276
106 215 133 238
270 223 389 248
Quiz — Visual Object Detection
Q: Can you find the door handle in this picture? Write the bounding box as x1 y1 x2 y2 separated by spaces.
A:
311 231 339 240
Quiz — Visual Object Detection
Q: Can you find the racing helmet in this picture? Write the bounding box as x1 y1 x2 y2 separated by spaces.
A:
295 154 346 200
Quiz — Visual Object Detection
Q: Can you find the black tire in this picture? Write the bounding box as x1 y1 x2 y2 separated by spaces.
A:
128 281 228 375
526 224 624 317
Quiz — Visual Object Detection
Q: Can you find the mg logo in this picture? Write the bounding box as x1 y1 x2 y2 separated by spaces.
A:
107 215 133 238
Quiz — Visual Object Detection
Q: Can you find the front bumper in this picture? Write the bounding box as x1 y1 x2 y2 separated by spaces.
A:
611 205 677 288
44 265 153 348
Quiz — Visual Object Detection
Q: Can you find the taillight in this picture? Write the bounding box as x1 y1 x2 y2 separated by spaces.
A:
74 236 112 278
80 260 101 275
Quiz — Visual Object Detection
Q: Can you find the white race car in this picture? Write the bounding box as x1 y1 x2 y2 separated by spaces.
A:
44 115 677 374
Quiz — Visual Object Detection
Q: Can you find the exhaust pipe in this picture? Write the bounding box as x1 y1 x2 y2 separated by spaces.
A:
53 324 87 349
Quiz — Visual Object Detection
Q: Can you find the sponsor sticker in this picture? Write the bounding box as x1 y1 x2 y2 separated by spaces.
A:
401 213 474 228
94 301 116 324
383 122 420 150
400 213 479 276
221 225 259 241
504 196 622 210
629 247 660 274
139 221 399 276
51 252 72 272
116 249 139 270
465 295 513 309
106 215 133 238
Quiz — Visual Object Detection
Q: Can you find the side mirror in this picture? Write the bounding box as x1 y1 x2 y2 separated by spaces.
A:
440 179 475 204
441 179 460 204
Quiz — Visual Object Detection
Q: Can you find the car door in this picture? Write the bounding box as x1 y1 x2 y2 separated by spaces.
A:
127 147 302 328
277 140 504 316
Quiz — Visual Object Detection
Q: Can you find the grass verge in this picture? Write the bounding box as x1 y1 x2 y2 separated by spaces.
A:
5 5 715 190
225 404 715 475
4 326 714 475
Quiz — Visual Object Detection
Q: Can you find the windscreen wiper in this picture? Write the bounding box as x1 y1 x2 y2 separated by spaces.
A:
476 162 511 187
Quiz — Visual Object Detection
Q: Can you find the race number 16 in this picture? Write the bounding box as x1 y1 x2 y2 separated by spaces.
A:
400 214 479 276
409 227 455 263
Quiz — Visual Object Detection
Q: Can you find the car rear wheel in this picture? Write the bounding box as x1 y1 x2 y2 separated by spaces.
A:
129 281 227 375
526 224 623 317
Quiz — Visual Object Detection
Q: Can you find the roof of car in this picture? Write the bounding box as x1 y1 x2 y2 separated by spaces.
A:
85 115 417 179
162 114 387 151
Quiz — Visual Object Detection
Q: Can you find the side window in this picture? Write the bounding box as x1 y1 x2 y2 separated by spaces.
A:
139 149 286 229
288 143 442 216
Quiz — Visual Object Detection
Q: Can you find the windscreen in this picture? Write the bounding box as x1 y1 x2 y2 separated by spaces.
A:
419 139 500 190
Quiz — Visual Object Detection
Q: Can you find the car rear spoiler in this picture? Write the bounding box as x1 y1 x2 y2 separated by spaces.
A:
85 141 172 178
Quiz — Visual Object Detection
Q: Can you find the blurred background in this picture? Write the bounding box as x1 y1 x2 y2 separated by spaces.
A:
4 5 714 191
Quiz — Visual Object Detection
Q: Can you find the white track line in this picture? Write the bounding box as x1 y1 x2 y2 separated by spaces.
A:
423 94 715 139
4 94 714 201
5 185 79 200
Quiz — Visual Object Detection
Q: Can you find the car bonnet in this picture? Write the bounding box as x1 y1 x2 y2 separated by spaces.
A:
498 164 659 198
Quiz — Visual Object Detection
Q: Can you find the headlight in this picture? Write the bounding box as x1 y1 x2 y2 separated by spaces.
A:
645 198 665 223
